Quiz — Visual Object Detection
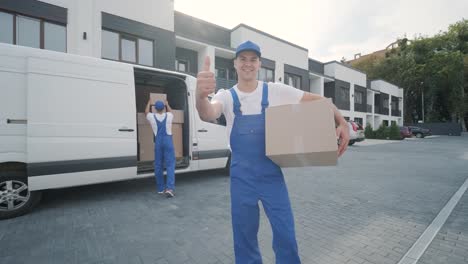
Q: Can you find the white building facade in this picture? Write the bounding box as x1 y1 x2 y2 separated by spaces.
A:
0 0 403 128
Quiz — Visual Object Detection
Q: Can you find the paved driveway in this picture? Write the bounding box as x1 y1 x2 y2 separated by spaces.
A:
1 136 467 264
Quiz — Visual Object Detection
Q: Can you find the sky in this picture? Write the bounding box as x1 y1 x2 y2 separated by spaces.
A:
174 0 467 62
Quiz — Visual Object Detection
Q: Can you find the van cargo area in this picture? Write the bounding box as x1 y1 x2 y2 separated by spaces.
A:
134 68 189 173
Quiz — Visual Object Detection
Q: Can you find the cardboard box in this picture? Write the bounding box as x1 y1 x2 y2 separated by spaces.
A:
137 112 149 124
171 110 184 124
265 99 338 167
172 124 183 158
137 113 183 160
138 126 155 161
150 93 167 113
135 85 165 112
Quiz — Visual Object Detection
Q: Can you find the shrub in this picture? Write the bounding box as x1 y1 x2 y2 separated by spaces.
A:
365 123 375 138
374 124 386 139
388 122 401 140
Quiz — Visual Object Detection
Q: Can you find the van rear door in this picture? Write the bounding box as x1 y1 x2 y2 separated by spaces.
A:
185 77 230 170
25 54 137 190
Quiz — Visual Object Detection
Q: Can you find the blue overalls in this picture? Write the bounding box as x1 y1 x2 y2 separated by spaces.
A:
229 82 301 264
153 113 175 192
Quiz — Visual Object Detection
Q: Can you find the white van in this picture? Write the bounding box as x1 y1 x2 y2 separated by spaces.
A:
0 44 230 219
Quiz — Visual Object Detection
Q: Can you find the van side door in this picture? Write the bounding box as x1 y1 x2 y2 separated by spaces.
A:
26 55 138 190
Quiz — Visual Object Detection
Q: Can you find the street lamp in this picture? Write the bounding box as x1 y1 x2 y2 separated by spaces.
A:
420 81 424 123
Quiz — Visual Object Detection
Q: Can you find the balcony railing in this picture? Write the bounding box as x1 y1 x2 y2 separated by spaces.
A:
391 109 402 117
354 103 367 113
381 107 389 115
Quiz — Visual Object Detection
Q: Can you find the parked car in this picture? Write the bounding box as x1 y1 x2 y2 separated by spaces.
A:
348 120 365 145
408 126 432 138
399 126 412 139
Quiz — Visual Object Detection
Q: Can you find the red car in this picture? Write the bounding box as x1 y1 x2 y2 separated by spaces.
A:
399 126 412 139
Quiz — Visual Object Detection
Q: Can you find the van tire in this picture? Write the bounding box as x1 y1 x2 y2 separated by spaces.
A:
0 170 42 220
348 140 355 146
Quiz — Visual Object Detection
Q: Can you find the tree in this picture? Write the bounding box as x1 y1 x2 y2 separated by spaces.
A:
351 19 468 130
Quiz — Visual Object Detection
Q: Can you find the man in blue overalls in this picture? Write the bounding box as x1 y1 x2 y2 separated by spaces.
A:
145 99 176 198
196 41 349 263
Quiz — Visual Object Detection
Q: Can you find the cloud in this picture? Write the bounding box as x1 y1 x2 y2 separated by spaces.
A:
175 0 468 62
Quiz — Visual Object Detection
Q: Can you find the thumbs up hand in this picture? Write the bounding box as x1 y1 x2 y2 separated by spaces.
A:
196 56 216 100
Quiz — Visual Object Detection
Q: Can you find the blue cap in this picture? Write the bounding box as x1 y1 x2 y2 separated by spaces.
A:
154 100 165 111
235 41 261 58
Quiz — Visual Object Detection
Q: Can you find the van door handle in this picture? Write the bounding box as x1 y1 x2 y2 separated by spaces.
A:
7 119 27 124
198 129 208 132
118 128 134 132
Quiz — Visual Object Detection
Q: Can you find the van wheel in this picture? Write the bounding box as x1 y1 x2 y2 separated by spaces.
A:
0 171 42 220
348 140 355 146
416 133 423 138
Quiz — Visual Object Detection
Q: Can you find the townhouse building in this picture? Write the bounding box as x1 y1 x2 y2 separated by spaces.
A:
0 0 403 129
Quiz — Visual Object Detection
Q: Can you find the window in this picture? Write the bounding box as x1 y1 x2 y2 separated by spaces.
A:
258 67 274 82
101 29 154 66
339 87 350 102
121 37 136 63
383 98 389 108
285 73 301 89
0 11 66 52
383 120 389 127
16 16 40 48
228 68 237 80
138 39 153 66
215 67 227 79
102 30 119 60
0 12 13 44
176 59 188 72
391 120 397 126
391 100 398 110
44 22 66 52
354 91 363 104
354 117 363 125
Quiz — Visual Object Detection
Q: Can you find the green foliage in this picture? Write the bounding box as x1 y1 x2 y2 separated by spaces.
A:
364 123 375 138
388 123 401 140
374 124 387 139
352 19 468 128
365 123 401 140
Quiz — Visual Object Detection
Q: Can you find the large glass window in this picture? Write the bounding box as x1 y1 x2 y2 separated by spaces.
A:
285 73 301 89
121 37 136 63
339 87 350 102
354 117 363 125
102 29 154 66
138 39 153 66
354 91 363 104
16 16 40 48
44 22 66 52
176 59 188 72
0 12 66 52
383 98 389 108
258 67 274 82
215 67 227 79
102 30 119 60
0 12 13 44
228 68 237 80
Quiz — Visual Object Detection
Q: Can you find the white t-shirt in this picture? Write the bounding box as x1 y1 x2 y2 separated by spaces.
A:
212 81 304 140
146 112 173 136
